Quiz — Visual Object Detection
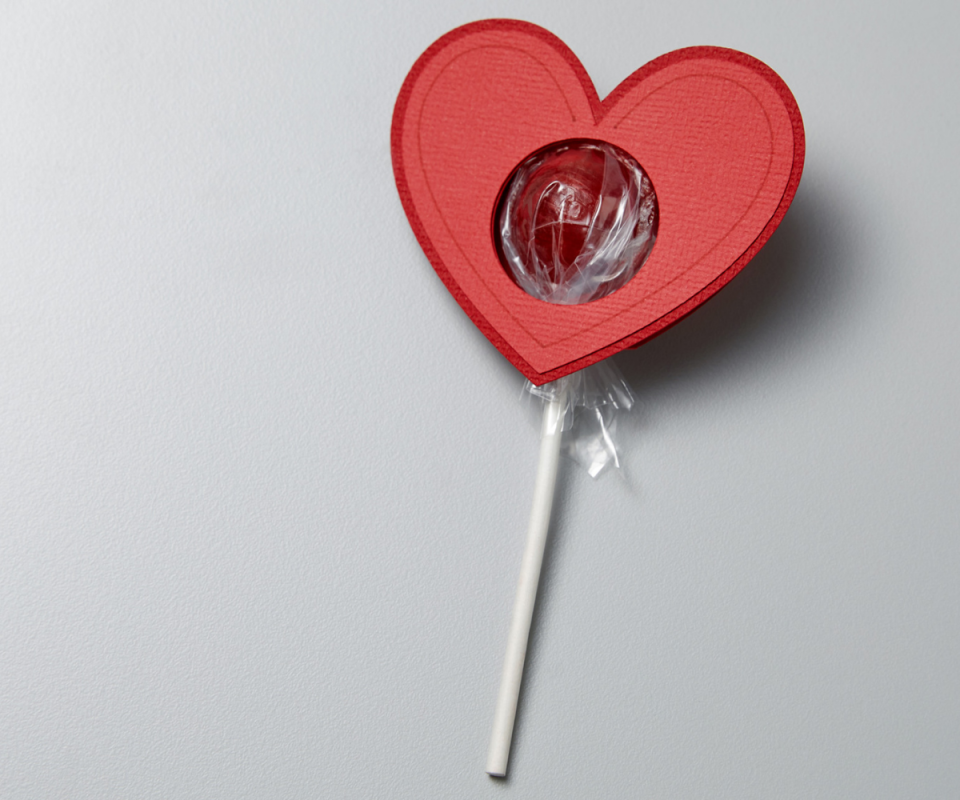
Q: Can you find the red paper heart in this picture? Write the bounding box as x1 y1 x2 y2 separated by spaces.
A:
392 20 804 385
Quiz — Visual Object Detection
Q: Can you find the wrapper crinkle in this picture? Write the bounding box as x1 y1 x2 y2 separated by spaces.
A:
523 360 635 478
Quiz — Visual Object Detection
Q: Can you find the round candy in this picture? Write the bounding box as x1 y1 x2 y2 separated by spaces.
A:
495 140 658 305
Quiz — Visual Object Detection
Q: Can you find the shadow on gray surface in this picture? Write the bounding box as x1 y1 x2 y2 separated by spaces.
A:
614 177 858 401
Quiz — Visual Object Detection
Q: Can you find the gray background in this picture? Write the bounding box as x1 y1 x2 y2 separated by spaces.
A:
2 1 958 797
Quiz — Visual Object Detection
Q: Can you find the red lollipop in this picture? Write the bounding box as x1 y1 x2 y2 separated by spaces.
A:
485 139 657 776
496 139 658 304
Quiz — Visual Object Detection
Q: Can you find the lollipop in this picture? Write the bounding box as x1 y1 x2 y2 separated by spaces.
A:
391 20 804 777
496 139 658 305
487 139 658 776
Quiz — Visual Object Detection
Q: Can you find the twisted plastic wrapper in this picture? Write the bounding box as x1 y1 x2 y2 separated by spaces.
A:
522 360 635 478
497 139 655 475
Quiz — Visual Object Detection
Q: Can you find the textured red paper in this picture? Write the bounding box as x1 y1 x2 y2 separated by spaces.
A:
392 20 805 385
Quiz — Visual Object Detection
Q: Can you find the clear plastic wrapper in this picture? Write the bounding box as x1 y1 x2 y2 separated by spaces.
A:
496 139 655 474
523 360 635 478
496 139 658 305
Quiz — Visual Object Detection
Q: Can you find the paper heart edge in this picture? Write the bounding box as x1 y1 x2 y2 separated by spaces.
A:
392 19 805 385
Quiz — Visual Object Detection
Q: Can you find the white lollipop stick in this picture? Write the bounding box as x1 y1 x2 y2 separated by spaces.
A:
486 389 566 777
